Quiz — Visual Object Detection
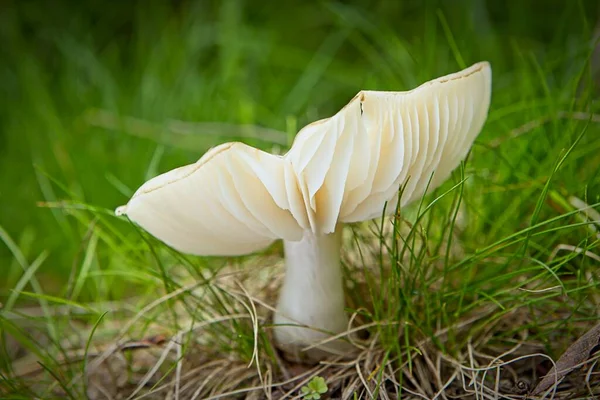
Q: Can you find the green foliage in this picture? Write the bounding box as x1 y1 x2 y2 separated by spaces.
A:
1 0 598 297
301 376 328 399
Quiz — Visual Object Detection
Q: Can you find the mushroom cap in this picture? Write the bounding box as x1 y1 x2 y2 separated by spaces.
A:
288 61 492 233
117 62 491 255
116 143 306 255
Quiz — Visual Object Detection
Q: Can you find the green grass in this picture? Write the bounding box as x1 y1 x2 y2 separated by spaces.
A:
1 0 600 398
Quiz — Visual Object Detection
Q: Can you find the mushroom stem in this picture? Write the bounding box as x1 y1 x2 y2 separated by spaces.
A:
274 227 352 360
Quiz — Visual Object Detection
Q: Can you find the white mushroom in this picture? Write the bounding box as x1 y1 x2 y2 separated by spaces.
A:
116 61 492 361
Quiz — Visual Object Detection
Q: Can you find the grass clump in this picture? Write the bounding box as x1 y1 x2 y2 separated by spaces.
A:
1 0 600 398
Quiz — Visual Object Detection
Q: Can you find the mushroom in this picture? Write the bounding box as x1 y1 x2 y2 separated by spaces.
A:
116 61 492 361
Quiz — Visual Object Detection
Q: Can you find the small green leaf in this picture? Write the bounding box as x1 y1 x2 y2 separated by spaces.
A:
312 376 327 393
301 376 328 399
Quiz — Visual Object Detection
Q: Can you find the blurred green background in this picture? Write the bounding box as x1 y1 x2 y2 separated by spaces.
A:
1 0 599 297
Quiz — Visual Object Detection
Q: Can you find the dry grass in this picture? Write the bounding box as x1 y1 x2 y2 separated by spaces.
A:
5 219 600 399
